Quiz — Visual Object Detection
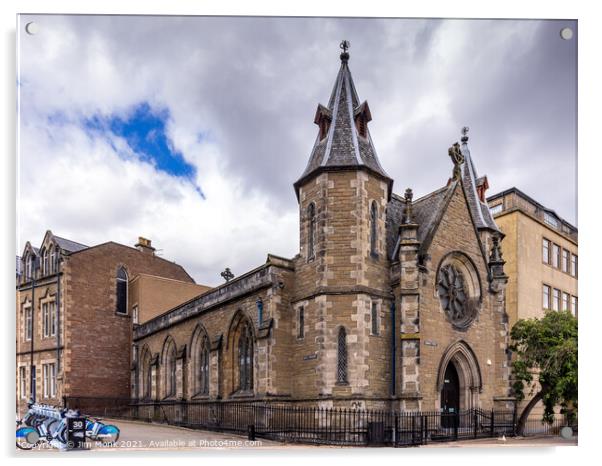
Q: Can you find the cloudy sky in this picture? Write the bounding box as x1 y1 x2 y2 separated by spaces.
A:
17 15 577 285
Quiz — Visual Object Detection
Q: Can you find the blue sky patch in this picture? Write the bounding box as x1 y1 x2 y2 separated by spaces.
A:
83 103 202 194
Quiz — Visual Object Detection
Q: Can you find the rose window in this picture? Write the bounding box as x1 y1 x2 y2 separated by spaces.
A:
437 264 475 328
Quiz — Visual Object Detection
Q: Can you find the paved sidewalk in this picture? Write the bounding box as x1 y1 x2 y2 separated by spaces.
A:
18 417 577 452
84 418 284 451
423 435 577 448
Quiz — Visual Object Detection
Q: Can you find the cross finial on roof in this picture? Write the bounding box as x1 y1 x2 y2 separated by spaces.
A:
340 40 350 62
220 267 234 282
461 126 469 143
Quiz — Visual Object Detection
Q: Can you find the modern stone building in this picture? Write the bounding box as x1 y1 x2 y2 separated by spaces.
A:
486 187 578 326
16 231 198 415
132 48 513 414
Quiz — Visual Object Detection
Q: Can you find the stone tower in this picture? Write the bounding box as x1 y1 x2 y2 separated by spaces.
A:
292 43 394 406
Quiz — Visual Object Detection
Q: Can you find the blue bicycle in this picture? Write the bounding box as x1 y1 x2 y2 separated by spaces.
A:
85 416 120 443
16 402 87 450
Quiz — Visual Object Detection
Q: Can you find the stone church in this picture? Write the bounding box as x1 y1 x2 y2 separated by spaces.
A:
132 45 513 414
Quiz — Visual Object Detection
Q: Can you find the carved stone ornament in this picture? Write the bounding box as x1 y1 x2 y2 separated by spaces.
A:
448 142 464 180
437 264 477 328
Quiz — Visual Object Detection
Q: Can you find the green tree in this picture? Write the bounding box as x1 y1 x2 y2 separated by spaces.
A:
509 310 577 434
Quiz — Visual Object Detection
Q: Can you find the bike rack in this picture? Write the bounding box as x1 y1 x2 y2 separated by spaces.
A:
19 402 86 450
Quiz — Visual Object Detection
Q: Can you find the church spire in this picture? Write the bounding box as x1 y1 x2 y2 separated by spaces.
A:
294 41 392 200
449 127 499 232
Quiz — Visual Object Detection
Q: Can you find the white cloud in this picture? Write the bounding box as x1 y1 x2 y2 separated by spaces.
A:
17 15 577 284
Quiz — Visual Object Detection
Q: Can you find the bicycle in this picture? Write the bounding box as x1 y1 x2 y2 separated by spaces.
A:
16 402 84 450
16 418 42 450
85 416 120 443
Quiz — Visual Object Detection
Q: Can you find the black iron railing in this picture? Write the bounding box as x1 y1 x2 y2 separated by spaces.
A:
62 397 575 447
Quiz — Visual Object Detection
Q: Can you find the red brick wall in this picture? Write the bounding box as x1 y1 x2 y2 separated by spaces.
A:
63 242 193 398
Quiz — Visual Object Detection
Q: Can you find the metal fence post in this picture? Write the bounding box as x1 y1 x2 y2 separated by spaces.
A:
454 411 459 440
512 404 517 437
473 409 478 438
490 409 495 437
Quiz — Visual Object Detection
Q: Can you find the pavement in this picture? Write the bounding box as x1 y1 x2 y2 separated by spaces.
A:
76 418 284 451
423 434 577 448
17 418 577 452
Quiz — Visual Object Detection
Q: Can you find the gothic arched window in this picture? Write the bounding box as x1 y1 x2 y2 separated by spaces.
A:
116 267 128 315
238 322 254 391
24 254 32 280
308 203 316 260
197 337 210 395
337 327 348 384
370 201 378 257
41 248 48 276
140 349 152 400
49 246 56 274
163 340 177 398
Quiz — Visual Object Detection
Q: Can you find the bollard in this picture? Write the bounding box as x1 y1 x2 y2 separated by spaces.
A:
248 424 256 441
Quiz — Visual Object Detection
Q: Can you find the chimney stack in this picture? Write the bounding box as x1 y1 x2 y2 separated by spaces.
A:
135 237 155 255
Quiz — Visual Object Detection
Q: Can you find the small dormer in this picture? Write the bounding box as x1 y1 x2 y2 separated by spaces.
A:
314 104 332 141
39 230 62 276
476 176 489 203
21 242 38 282
354 101 372 139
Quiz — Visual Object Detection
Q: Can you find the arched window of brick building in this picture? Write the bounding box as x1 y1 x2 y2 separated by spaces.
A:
49 245 56 274
238 322 254 391
337 327 348 384
41 247 48 276
116 267 128 315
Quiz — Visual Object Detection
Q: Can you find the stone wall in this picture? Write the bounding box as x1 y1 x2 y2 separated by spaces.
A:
132 261 295 401
400 183 510 412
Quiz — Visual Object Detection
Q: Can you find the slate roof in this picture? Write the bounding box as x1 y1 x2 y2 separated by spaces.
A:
295 53 391 196
387 170 499 261
53 235 89 253
386 184 454 260
460 140 499 232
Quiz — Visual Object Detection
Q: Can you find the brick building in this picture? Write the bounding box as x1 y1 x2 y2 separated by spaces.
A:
16 231 199 415
132 48 513 413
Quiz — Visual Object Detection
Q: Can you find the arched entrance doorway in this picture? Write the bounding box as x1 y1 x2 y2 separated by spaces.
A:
441 362 460 428
437 340 483 416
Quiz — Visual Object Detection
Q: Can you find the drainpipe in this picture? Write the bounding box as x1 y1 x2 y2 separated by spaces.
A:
56 256 63 374
390 299 396 397
30 255 38 402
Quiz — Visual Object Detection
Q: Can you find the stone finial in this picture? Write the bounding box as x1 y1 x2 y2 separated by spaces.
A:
220 267 234 282
340 39 350 62
402 188 415 224
448 142 464 180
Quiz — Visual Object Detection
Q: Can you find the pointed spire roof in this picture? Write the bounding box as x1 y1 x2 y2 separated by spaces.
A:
458 128 500 232
294 42 392 199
